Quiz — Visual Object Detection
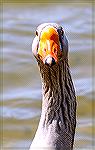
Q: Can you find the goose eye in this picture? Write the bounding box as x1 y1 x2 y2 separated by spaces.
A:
57 26 64 36
36 31 38 36
61 29 64 36
60 27 64 36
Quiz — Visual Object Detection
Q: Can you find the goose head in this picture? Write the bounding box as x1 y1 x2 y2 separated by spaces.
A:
32 23 68 66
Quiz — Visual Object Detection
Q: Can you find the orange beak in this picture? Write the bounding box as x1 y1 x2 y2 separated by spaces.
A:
38 27 61 66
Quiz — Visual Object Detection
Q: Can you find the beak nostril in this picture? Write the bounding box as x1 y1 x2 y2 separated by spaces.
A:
54 48 57 54
43 48 46 52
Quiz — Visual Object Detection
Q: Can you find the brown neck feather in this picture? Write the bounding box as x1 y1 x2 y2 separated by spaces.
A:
37 58 76 134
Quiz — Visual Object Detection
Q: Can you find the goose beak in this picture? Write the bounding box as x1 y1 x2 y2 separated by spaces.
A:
37 27 61 66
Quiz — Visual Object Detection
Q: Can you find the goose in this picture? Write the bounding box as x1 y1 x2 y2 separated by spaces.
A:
29 23 76 150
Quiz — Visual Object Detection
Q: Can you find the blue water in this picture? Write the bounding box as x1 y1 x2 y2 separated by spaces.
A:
1 2 94 150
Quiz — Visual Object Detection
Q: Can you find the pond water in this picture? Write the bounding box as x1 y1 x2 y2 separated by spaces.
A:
1 2 95 150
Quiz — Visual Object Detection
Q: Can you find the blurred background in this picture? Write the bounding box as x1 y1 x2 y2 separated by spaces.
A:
1 1 95 150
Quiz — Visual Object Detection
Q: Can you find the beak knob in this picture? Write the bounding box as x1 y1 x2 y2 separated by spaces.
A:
45 56 56 66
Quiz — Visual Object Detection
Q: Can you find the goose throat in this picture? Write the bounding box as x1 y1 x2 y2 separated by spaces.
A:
37 59 76 132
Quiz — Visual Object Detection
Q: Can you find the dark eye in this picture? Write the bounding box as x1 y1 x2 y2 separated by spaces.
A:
57 26 64 36
36 31 38 36
60 27 64 36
